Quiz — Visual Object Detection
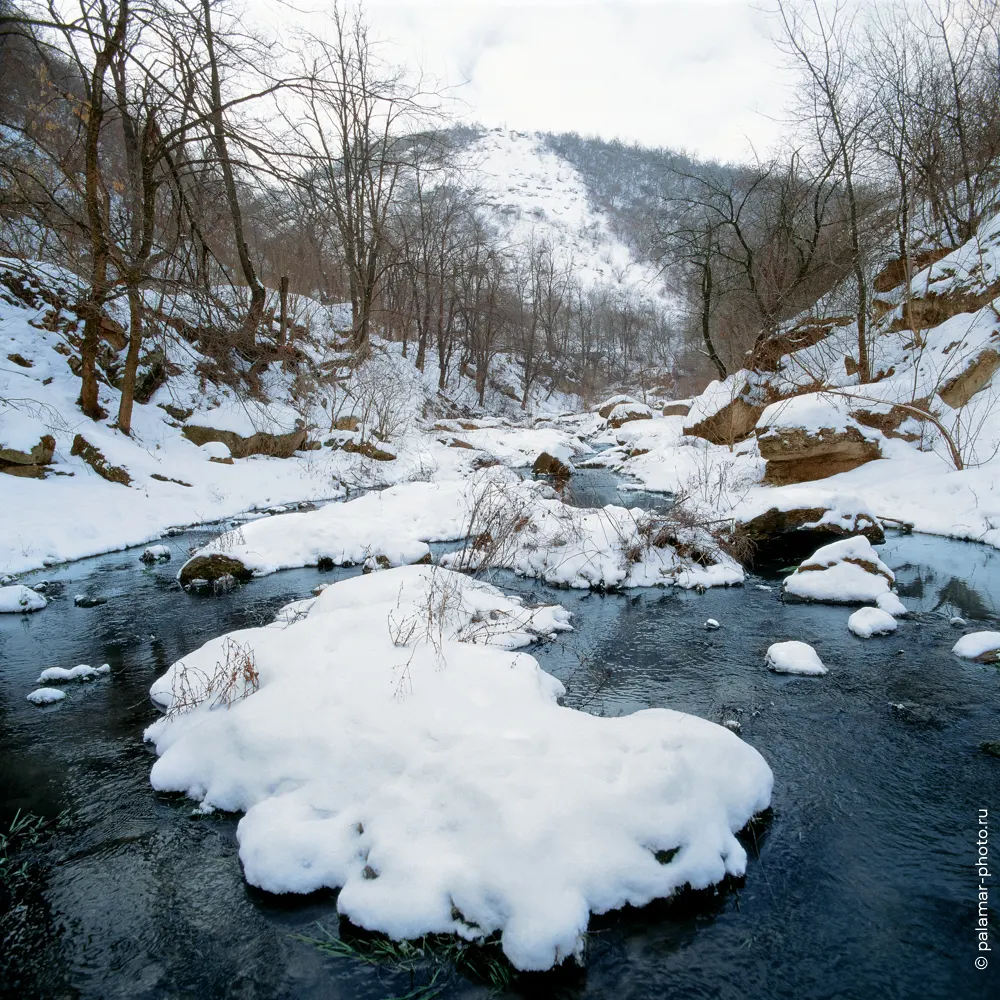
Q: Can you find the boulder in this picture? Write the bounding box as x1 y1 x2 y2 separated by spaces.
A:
605 402 653 429
685 396 764 445
533 451 572 477
755 394 881 485
179 553 254 587
182 424 307 459
952 631 1000 663
783 536 896 604
661 401 691 417
0 433 55 469
739 503 884 568
596 394 638 419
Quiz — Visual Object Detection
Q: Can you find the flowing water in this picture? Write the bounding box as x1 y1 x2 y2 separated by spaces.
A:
1 477 998 999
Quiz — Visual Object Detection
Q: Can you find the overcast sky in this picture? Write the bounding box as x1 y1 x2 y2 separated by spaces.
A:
354 1 795 164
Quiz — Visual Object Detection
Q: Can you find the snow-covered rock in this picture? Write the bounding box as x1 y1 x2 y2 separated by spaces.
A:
180 481 471 580
783 537 896 604
765 641 827 675
145 566 773 972
952 631 1000 663
0 584 46 613
604 401 653 429
755 393 883 486
27 687 66 705
37 663 111 683
140 544 171 563
847 607 898 638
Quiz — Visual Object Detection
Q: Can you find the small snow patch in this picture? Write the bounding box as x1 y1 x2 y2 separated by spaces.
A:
766 641 827 676
848 607 898 638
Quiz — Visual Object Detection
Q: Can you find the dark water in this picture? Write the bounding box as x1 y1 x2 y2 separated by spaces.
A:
1 488 998 1000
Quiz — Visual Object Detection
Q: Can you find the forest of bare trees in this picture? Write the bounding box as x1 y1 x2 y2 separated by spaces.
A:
2 0 1000 420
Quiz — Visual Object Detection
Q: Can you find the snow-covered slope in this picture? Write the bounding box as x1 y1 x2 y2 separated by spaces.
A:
457 129 676 312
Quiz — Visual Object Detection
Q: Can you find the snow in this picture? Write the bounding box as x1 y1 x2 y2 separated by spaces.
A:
783 537 897 604
141 544 171 562
27 687 67 705
36 663 110 683
765 641 828 676
876 591 908 616
145 566 772 971
847 607 898 638
442 474 744 591
0 584 46 612
952 631 1000 661
181 480 470 578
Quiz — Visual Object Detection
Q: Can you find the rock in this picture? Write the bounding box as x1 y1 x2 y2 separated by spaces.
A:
178 554 253 588
848 607 898 637
605 402 653 429
596 394 638 419
661 401 691 417
685 396 764 445
950 616 967 626
952 631 1000 663
980 741 1000 758
333 415 360 431
0 584 47 613
158 402 194 422
26 687 66 705
209 455 234 465
889 278 1000 335
71 435 131 486
937 348 1000 409
739 504 884 567
533 451 572 477
447 439 475 449
74 594 108 608
783 536 896 604
0 433 55 467
766 641 827 675
6 351 32 367
182 424 308 459
341 439 396 461
150 473 193 486
872 247 952 292
705 619 720 630
141 545 171 563
755 394 881 486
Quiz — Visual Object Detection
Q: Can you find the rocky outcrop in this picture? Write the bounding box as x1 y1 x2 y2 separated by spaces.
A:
178 553 254 587
0 433 55 478
70 435 131 486
533 451 572 477
937 348 1000 409
747 316 852 373
754 394 882 485
182 424 307 459
889 280 1000 334
685 397 765 445
757 424 881 485
605 401 653 429
740 505 884 568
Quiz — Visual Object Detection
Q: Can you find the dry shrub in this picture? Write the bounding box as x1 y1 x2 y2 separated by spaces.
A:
168 636 259 717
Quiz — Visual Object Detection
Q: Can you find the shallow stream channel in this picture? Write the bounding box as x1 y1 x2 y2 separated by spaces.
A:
2 470 998 999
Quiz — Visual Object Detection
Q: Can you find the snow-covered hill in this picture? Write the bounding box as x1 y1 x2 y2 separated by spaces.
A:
457 129 677 313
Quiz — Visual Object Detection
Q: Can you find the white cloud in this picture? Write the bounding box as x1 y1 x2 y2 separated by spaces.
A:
361 1 794 162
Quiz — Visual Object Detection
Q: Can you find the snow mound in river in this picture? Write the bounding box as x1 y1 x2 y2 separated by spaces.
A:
145 566 773 971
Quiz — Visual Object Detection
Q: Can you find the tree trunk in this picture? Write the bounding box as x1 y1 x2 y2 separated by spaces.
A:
278 274 289 346
701 264 727 380
117 282 144 435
